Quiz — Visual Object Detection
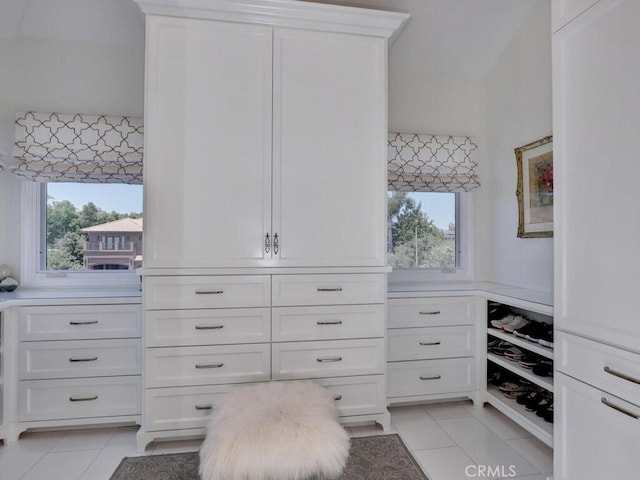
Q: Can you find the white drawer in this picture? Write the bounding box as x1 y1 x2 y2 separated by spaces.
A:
144 275 270 310
145 308 270 347
144 383 236 432
272 338 384 380
19 304 141 341
145 344 271 387
272 274 385 307
557 331 640 406
19 339 141 380
306 376 386 417
387 357 474 398
272 305 384 342
387 326 474 361
18 376 141 421
388 297 475 328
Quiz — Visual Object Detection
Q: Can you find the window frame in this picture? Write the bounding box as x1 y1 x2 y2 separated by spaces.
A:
20 182 141 289
387 191 474 283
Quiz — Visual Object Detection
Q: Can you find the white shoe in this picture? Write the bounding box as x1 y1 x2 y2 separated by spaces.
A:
503 316 529 333
490 314 516 329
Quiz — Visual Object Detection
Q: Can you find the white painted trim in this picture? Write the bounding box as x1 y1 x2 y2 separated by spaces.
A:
133 0 409 43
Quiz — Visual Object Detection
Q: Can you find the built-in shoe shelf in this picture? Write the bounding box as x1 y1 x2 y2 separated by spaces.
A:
486 385 553 447
485 300 554 449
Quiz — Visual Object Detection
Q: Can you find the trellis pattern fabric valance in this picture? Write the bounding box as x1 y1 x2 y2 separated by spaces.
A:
12 112 143 184
388 133 480 192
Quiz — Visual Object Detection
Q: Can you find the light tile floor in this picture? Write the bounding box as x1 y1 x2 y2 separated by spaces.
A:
0 401 553 480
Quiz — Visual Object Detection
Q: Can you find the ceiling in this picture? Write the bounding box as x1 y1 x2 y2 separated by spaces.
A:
0 0 542 79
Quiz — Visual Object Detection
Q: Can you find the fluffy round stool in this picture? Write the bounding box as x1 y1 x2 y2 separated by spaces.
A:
199 381 350 480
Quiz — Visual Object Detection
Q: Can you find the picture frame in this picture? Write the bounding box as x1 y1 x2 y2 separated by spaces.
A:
515 135 553 238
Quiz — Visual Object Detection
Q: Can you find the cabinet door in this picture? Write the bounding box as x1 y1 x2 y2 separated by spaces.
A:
144 16 273 268
272 28 387 267
555 373 640 479
553 0 640 350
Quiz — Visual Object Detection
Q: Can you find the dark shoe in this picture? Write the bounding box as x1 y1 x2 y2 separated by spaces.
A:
532 361 553 377
538 325 554 348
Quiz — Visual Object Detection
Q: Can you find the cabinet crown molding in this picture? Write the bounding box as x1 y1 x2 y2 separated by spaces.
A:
133 0 409 42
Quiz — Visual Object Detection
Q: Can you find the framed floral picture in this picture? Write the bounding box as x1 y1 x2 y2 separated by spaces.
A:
515 135 553 238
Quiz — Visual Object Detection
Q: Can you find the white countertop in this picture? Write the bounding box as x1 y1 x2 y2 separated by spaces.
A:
0 287 142 308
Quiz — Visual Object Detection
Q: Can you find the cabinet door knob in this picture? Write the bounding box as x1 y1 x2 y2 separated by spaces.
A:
604 366 640 385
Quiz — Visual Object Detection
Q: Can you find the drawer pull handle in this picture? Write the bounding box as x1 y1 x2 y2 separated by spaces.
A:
604 366 640 385
195 363 224 369
317 321 343 326
419 341 441 346
333 395 343 401
69 395 98 402
317 287 343 292
69 320 98 325
601 397 640 420
419 311 441 315
195 290 224 295
195 404 213 411
195 325 224 330
419 375 442 381
317 356 342 363
69 357 98 362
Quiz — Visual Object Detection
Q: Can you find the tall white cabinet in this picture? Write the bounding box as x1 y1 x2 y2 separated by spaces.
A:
134 0 408 450
553 0 640 477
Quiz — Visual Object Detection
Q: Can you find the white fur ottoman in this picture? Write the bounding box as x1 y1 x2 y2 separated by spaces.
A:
199 381 350 480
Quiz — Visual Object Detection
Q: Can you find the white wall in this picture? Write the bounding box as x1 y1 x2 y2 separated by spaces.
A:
484 1 553 292
0 36 144 277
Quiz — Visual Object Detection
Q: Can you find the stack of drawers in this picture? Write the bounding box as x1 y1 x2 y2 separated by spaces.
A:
271 274 387 421
139 273 388 450
387 296 476 404
17 304 142 426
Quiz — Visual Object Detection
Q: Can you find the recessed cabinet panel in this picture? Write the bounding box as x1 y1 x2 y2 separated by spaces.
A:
272 28 387 267
388 297 475 328
554 0 640 349
19 304 141 341
388 326 473 361
144 16 273 268
387 357 474 397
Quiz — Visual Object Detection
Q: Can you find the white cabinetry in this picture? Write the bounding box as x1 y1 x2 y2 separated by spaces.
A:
386 296 477 404
553 0 640 475
136 0 406 451
16 303 141 433
143 13 390 269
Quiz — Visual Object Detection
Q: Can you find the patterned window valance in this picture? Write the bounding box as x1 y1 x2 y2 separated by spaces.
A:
388 133 479 192
12 112 143 184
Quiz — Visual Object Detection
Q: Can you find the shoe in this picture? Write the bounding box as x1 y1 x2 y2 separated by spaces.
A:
490 314 517 329
499 381 527 393
490 341 512 356
542 405 554 423
518 355 539 369
538 325 554 348
532 361 553 377
525 393 551 412
504 346 525 362
536 398 553 417
503 316 529 333
488 302 512 319
513 320 545 342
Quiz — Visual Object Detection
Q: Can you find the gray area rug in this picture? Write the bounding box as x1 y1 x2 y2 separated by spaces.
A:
110 434 429 480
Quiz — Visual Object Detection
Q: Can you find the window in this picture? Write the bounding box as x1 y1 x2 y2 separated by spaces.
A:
387 191 472 281
21 181 143 287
